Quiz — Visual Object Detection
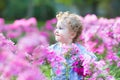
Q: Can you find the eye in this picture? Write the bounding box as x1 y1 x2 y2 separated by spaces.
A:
59 27 63 30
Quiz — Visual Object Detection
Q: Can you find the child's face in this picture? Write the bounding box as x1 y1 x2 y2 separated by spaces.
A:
54 20 75 44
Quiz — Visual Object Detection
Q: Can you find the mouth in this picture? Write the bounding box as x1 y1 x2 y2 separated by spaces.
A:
55 33 60 36
55 35 60 37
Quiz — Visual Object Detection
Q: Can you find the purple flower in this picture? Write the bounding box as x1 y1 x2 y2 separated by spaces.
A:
72 59 84 76
73 65 84 76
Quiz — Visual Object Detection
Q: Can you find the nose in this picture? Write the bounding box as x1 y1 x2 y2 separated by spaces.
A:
54 28 58 35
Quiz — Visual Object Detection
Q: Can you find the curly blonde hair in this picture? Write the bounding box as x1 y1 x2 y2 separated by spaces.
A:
56 11 83 43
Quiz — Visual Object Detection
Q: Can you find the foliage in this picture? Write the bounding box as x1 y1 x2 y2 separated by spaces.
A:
1 0 55 21
3 0 28 19
1 0 120 20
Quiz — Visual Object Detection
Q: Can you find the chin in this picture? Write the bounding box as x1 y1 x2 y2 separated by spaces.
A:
55 38 62 42
55 39 60 42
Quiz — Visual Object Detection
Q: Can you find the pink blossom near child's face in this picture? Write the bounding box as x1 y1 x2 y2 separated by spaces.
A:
54 20 75 44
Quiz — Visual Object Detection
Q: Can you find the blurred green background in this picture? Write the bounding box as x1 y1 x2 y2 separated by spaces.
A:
0 0 120 21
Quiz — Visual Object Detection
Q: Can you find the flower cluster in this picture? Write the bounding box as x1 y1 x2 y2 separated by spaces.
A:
43 15 120 79
0 14 120 80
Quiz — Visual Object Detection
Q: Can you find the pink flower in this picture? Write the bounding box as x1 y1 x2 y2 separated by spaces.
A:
106 75 115 80
94 60 106 70
17 33 48 54
55 68 62 75
0 18 5 32
6 24 22 38
0 18 5 25
72 54 92 76
0 50 13 63
0 33 16 51
72 61 84 76
13 19 27 32
117 61 120 67
73 66 84 76
106 52 119 61
26 17 37 27
95 44 105 54
45 18 57 31
17 68 47 80
84 14 98 24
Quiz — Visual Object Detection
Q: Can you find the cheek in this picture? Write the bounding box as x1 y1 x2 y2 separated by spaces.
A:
54 30 56 35
54 29 60 36
64 34 70 38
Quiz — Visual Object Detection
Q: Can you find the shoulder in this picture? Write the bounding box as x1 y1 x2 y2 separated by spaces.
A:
75 43 86 51
75 43 97 60
49 43 59 50
75 43 88 53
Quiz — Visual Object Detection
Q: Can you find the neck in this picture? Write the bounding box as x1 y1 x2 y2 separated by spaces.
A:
59 42 72 48
58 39 73 47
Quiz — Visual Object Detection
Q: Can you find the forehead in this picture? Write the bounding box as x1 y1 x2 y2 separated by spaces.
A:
57 19 69 27
57 20 73 31
57 20 64 25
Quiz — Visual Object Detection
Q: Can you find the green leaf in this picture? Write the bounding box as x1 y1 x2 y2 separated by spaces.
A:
55 0 73 6
40 63 51 79
117 51 120 57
